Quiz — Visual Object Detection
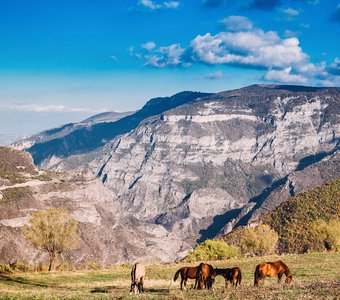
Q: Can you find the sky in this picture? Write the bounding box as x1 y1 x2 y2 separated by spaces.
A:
0 0 339 144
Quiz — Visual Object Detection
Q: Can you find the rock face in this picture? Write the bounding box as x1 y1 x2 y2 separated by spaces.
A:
4 84 340 263
0 148 190 264
98 85 339 245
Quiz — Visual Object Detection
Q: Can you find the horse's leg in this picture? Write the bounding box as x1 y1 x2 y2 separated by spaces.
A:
180 277 184 290
141 277 144 293
278 273 283 284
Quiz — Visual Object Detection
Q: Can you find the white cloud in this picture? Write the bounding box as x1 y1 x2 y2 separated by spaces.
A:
163 1 180 8
264 67 308 83
142 41 156 51
138 17 340 86
206 71 223 79
138 0 180 10
11 104 107 114
144 44 185 67
110 55 118 61
190 30 308 68
282 8 299 17
220 16 253 31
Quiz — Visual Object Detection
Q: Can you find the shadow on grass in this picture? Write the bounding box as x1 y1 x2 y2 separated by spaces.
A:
0 274 48 288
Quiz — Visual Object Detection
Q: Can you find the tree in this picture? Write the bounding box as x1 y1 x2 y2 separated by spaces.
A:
22 208 79 271
186 239 240 262
224 224 278 256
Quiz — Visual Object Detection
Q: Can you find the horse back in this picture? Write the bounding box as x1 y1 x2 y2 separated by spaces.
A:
132 263 145 282
186 267 198 279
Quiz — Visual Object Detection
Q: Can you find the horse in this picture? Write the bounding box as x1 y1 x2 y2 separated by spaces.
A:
254 260 292 287
212 267 242 288
173 266 198 290
130 263 145 294
196 263 214 290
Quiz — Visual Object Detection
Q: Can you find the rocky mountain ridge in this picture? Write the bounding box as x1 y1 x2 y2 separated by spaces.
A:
3 84 340 263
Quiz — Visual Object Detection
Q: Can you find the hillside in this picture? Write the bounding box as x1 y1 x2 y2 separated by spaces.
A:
0 147 190 264
263 178 340 253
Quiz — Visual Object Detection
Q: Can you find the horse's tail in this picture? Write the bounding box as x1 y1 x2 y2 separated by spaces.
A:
254 265 260 286
174 268 181 282
237 269 242 286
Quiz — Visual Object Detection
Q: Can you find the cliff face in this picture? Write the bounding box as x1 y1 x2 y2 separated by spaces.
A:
98 85 339 244
3 85 340 263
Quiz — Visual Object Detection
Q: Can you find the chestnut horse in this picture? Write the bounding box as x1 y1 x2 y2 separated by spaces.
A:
254 260 292 286
212 267 242 288
196 263 214 290
130 263 145 294
174 266 198 290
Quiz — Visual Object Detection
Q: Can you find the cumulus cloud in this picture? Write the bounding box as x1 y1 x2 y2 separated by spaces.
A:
138 16 340 85
203 0 225 7
142 41 156 51
206 71 223 79
138 0 180 10
220 16 253 31
11 104 107 114
190 30 308 68
264 67 307 83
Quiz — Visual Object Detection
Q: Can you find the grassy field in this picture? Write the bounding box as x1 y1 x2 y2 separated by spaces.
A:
0 252 339 299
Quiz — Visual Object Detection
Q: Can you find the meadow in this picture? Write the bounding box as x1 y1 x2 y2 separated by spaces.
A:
0 252 339 300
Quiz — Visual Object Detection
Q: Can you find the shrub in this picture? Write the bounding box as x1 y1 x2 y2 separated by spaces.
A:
186 239 240 262
263 178 340 253
224 224 278 256
308 219 340 252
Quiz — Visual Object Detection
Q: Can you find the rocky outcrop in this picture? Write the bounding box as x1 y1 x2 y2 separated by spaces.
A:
5 85 340 263
98 85 339 246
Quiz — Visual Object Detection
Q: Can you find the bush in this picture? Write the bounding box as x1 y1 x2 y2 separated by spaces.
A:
224 224 278 256
186 239 240 262
308 219 340 252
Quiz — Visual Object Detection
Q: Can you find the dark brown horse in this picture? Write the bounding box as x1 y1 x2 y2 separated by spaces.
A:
254 260 292 287
174 266 198 290
212 267 242 288
196 263 214 290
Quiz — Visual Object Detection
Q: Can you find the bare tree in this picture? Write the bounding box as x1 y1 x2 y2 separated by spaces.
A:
22 208 79 271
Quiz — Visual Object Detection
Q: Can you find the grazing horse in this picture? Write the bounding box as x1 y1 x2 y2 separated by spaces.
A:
196 263 214 290
254 260 292 287
212 267 242 288
130 263 145 294
173 266 199 290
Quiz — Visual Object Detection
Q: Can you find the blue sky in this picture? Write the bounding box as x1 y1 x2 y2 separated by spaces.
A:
0 0 339 143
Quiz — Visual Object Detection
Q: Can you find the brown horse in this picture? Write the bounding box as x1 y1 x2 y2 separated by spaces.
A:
254 260 292 287
196 263 214 290
174 266 199 290
130 263 145 294
212 267 242 288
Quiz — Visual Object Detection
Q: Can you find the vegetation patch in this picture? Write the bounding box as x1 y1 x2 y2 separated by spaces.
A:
263 178 340 253
0 187 31 204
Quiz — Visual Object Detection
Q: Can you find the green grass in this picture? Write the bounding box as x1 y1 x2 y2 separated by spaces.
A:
0 187 31 204
0 252 339 299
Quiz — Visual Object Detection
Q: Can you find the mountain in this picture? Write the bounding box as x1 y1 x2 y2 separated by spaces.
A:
5 84 340 263
96 84 339 245
12 111 135 152
19 92 210 167
0 147 189 264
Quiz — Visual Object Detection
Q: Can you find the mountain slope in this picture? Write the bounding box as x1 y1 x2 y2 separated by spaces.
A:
96 85 339 245
263 178 340 253
0 147 189 264
24 92 210 166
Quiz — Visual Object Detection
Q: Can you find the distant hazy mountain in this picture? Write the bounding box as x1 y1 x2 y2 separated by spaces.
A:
12 110 135 152
18 92 209 167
